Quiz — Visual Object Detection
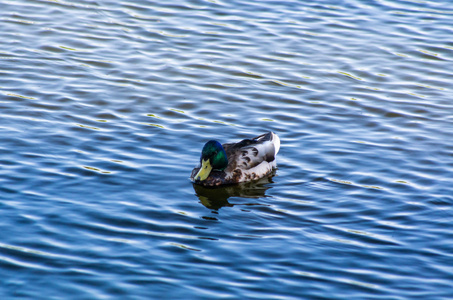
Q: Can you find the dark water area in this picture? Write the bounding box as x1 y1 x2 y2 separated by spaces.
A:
1 0 453 299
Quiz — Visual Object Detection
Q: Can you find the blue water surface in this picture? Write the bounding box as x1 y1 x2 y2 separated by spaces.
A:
1 0 453 299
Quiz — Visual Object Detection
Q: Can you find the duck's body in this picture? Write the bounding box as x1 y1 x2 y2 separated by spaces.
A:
191 132 280 187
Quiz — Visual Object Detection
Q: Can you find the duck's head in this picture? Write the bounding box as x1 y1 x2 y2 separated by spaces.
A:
194 140 228 182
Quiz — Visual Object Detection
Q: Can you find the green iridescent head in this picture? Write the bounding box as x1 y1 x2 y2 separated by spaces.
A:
194 140 228 182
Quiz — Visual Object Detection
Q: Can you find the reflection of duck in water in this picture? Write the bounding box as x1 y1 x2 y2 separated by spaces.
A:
191 132 280 187
193 175 275 210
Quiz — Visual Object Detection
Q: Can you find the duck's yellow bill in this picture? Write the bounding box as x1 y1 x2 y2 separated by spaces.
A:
195 159 212 181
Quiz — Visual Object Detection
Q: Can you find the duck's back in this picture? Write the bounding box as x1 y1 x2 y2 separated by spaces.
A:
223 132 280 181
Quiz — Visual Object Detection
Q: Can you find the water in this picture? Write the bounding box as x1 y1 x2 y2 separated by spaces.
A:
1 0 452 299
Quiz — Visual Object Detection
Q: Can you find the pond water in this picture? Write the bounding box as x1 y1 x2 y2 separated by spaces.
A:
1 0 453 299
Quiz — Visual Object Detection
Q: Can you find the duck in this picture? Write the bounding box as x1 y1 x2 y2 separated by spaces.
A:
191 132 280 187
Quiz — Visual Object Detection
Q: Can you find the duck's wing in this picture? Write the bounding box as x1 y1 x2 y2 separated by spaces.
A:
224 132 280 171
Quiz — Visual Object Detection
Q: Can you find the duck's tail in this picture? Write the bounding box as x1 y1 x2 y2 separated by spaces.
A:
254 132 280 155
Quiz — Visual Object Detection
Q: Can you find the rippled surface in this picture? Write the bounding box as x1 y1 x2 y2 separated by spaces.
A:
1 0 453 298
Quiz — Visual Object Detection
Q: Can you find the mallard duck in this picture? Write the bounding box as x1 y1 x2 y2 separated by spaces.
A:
190 132 280 187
